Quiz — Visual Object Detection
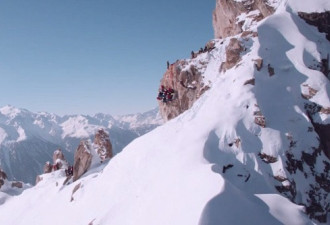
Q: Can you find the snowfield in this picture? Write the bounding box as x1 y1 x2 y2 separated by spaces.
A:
0 0 329 224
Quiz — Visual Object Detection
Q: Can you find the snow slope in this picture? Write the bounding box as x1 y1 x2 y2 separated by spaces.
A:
0 0 329 224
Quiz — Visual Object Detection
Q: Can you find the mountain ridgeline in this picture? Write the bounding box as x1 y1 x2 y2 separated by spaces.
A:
0 106 162 184
156 0 330 222
0 0 329 224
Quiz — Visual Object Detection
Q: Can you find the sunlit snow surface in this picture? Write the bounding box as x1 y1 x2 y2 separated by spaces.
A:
0 0 329 224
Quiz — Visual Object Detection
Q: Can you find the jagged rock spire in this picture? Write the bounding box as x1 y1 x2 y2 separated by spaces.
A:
73 140 93 182
93 129 113 162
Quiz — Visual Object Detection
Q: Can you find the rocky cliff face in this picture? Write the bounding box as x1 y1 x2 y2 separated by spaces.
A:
157 0 330 222
212 0 275 39
158 1 277 121
158 42 215 121
73 140 93 182
298 11 330 79
35 130 113 184
298 11 330 41
93 129 113 162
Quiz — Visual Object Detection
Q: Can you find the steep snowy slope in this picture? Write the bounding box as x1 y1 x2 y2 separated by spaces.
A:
0 0 329 224
0 106 162 183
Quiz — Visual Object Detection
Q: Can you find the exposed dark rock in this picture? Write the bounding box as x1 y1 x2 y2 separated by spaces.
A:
11 181 23 188
258 152 277 163
304 102 322 115
267 64 275 76
315 173 330 192
244 78 255 85
305 102 330 159
244 173 251 182
285 152 303 174
253 58 263 71
285 143 330 222
301 151 317 168
71 183 81 202
311 123 330 159
275 181 296 201
320 107 330 114
94 129 113 162
273 175 288 182
222 164 234 173
241 31 258 38
298 11 330 41
305 187 329 223
254 116 266 127
0 168 7 189
0 168 7 180
320 54 329 78
301 84 318 100
228 139 240 147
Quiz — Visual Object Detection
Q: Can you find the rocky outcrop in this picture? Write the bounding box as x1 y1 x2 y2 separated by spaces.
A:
310 120 330 159
70 183 81 202
43 161 52 173
278 103 330 222
221 38 244 71
253 58 263 71
73 140 93 182
0 168 7 189
158 1 277 121
158 59 209 121
40 149 68 175
93 129 113 162
305 102 330 159
213 0 275 39
52 149 69 170
285 147 330 222
1 168 24 190
11 181 23 189
53 149 65 165
298 11 330 41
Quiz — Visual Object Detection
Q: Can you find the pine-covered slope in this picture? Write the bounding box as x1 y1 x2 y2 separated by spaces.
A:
0 0 329 224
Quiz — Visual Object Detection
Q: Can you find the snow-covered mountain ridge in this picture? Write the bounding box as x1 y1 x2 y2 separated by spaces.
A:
0 0 329 224
0 105 162 183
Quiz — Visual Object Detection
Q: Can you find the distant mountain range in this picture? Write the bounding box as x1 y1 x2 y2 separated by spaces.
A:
0 105 163 183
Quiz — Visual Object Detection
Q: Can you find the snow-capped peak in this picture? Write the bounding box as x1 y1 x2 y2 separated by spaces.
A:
0 105 22 119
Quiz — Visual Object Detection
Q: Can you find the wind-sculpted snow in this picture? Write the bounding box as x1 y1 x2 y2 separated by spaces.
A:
0 0 329 224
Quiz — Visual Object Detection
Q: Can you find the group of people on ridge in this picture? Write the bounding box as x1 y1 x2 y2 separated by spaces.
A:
50 161 73 177
65 166 73 177
157 85 175 103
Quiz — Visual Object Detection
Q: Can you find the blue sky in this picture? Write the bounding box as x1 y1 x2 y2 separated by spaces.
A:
0 0 215 116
